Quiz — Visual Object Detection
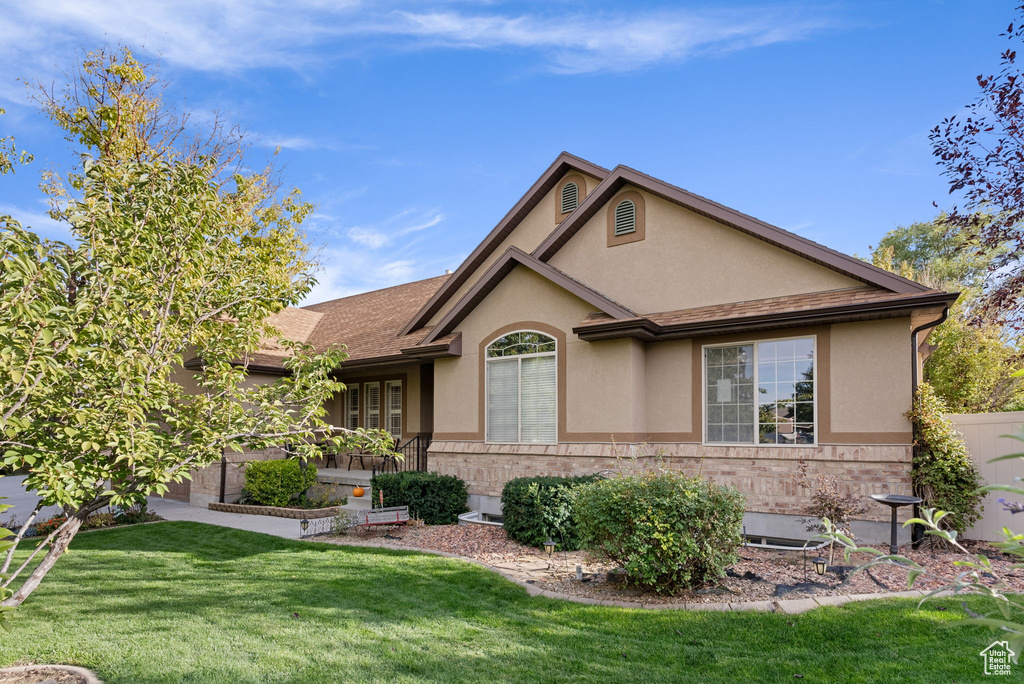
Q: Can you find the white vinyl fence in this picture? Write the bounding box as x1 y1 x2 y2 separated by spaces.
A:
948 411 1024 542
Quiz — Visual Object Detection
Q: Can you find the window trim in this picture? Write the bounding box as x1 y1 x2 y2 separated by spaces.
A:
556 174 588 222
384 379 403 439
606 190 645 247
700 334 818 448
345 383 360 431
484 330 558 445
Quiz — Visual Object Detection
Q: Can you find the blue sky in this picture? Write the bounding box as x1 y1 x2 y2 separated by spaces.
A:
0 1 1013 303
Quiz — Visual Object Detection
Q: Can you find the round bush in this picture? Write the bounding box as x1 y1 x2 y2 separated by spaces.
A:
501 475 599 550
574 471 745 593
371 471 468 525
243 459 318 508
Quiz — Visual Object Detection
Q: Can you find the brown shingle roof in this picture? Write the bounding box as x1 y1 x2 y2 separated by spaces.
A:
301 274 452 361
643 288 945 327
573 287 957 341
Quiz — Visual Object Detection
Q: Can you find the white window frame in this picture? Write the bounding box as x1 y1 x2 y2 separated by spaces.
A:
363 381 381 431
484 330 558 445
345 383 360 431
385 379 403 439
701 334 817 447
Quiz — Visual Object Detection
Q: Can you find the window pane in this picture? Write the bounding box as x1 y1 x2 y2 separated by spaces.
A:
364 383 380 431
486 359 519 442
754 338 815 445
487 332 556 358
705 344 754 444
520 356 556 443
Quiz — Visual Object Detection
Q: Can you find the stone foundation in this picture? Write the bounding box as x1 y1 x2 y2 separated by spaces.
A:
429 441 913 525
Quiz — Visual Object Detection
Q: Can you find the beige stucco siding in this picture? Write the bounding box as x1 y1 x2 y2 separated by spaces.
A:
829 318 913 435
645 339 694 434
433 264 604 437
566 337 646 435
426 172 602 328
548 186 864 314
338 363 424 437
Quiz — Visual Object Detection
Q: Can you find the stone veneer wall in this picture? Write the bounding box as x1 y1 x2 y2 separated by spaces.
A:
428 441 913 524
188 446 287 507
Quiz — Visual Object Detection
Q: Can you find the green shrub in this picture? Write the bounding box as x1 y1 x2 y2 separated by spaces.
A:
243 459 319 508
501 475 600 550
371 471 468 525
907 383 985 533
574 471 745 593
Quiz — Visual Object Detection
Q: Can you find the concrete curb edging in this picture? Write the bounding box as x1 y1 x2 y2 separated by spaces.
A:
308 536 940 614
0 664 103 683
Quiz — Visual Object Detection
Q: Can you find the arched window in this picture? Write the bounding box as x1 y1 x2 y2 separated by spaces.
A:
485 331 557 443
613 199 636 235
560 181 579 214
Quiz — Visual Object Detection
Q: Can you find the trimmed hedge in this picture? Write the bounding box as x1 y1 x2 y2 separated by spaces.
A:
575 471 745 593
501 475 599 550
371 471 469 525
243 459 318 508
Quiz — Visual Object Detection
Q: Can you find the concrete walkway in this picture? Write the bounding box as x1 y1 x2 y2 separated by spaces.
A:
0 475 62 526
146 497 305 539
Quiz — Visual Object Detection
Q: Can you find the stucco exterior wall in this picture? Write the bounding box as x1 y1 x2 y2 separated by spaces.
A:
547 186 864 314
829 318 913 436
426 172 602 328
645 339 694 434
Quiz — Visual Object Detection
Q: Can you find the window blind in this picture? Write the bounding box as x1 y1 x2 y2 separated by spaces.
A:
486 358 519 442
364 382 381 431
345 384 360 431
385 380 402 438
520 355 556 443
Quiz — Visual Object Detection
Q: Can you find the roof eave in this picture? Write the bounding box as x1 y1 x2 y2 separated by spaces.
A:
574 292 959 342
398 152 609 337
534 166 935 296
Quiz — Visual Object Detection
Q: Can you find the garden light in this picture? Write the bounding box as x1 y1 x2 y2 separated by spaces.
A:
543 539 556 557
300 518 309 535
812 557 828 576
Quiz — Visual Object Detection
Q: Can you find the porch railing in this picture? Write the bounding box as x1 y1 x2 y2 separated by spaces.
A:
374 433 431 476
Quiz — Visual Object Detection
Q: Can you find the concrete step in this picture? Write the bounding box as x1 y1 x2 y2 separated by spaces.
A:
345 495 372 510
316 468 373 486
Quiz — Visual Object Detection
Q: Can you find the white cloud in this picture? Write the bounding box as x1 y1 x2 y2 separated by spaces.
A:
0 204 72 242
0 1 837 100
344 208 444 249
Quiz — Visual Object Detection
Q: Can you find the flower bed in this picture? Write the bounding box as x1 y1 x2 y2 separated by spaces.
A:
321 523 1024 606
208 502 339 519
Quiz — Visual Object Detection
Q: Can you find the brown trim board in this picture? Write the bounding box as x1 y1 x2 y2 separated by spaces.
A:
533 166 934 296
421 247 635 344
400 152 609 336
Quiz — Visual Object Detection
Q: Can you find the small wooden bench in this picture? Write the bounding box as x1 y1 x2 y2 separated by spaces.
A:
353 506 410 527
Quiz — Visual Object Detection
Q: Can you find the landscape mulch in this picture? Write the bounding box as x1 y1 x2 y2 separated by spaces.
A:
324 523 1024 604
0 665 93 684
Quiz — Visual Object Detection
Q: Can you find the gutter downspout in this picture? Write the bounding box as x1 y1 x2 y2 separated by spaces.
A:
909 306 950 548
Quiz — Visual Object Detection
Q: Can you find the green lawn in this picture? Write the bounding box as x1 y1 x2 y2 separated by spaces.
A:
0 522 996 683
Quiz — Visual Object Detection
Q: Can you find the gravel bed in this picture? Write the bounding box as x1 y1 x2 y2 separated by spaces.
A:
320 524 1024 604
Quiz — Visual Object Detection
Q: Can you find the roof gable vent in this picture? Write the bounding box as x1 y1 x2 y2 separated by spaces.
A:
614 199 636 236
560 182 579 214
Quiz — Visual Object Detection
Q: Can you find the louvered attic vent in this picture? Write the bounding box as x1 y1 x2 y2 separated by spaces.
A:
614 199 636 235
560 182 579 214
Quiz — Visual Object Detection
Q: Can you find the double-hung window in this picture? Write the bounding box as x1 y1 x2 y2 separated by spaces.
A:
485 331 557 444
704 337 815 445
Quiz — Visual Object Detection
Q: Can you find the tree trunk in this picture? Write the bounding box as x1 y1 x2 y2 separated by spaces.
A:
1 515 82 608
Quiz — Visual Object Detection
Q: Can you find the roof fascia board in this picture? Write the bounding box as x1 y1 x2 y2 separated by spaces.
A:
422 246 635 345
398 152 609 337
573 291 959 341
534 166 932 295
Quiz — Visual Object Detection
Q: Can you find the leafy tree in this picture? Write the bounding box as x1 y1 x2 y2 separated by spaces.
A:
0 48 393 611
930 6 1024 328
870 219 1024 412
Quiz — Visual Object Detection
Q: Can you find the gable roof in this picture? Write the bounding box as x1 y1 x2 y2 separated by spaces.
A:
302 273 453 363
532 165 932 295
421 246 636 344
399 152 609 336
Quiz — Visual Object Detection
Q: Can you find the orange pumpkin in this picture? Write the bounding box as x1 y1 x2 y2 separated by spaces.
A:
352 486 365 498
